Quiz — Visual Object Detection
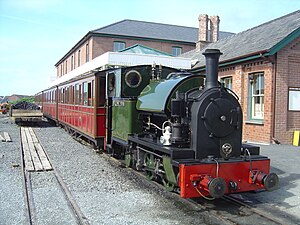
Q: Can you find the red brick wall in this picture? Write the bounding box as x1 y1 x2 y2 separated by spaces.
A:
219 60 274 143
217 36 300 144
91 36 195 59
56 39 92 77
56 36 195 77
275 36 300 144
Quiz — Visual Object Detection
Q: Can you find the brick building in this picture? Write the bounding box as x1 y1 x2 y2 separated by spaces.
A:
187 10 300 144
55 19 233 77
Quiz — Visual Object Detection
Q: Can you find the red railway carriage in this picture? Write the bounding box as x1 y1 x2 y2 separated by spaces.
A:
42 87 58 121
56 74 106 147
39 72 106 148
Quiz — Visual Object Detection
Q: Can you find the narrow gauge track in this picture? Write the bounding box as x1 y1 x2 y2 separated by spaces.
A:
102 153 283 225
192 195 283 225
20 126 90 225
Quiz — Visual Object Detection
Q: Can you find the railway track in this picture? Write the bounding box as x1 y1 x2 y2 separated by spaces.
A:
19 125 290 225
191 195 283 225
20 127 90 225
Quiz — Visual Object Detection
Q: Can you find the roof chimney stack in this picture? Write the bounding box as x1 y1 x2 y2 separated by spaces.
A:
196 14 220 51
196 14 209 50
210 16 220 43
199 14 208 41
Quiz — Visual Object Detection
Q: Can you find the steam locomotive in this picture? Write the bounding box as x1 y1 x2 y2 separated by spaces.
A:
38 49 279 199
107 49 278 199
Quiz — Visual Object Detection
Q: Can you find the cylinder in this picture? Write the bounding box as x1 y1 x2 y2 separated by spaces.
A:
202 49 222 89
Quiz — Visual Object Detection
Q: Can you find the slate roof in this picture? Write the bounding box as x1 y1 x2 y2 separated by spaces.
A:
92 19 234 43
55 19 234 66
119 44 172 56
190 10 300 69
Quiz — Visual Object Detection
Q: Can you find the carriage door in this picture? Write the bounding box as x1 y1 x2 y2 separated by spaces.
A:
105 71 116 149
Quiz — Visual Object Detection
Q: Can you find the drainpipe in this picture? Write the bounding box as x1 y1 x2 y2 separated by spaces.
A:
271 54 277 143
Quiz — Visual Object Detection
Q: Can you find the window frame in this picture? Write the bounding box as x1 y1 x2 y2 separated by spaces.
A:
65 60 67 74
78 50 81 67
172 46 182 56
248 72 264 122
71 55 74 70
83 82 88 106
113 41 126 52
86 43 89 63
221 76 233 90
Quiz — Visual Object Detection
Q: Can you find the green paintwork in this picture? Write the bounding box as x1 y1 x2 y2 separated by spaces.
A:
269 27 300 55
162 156 177 186
112 99 142 141
193 28 300 73
136 75 204 113
192 54 267 73
124 154 132 167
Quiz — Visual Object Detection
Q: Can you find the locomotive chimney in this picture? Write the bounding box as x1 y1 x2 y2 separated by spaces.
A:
203 49 222 89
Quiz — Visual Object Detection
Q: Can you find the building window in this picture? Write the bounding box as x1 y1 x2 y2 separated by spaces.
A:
113 41 125 52
172 46 182 56
248 73 264 120
78 50 81 67
86 43 89 62
221 77 232 90
71 55 74 70
65 60 67 74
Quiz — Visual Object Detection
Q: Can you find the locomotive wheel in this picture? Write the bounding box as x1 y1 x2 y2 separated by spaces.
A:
162 179 175 192
145 171 156 181
124 154 132 168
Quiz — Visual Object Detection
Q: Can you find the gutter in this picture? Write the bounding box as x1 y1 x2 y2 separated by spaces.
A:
191 50 270 73
54 32 92 66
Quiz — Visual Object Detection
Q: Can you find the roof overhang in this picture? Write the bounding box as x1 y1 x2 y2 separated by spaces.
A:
192 27 300 73
191 50 269 73
269 27 300 55
50 52 191 87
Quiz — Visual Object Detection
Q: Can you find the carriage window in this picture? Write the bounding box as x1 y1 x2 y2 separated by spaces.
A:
92 80 94 106
125 70 142 88
83 82 88 105
65 87 69 104
70 86 74 104
75 84 82 105
79 84 82 104
88 82 93 106
98 77 106 106
62 88 65 103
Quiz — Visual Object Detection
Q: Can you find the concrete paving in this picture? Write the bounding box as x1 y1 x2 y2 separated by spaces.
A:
233 143 300 224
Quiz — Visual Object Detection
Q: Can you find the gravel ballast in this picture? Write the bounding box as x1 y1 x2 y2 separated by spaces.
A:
33 125 219 224
0 115 26 225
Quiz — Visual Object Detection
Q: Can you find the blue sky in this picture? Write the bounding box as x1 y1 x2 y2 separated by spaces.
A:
0 0 299 96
